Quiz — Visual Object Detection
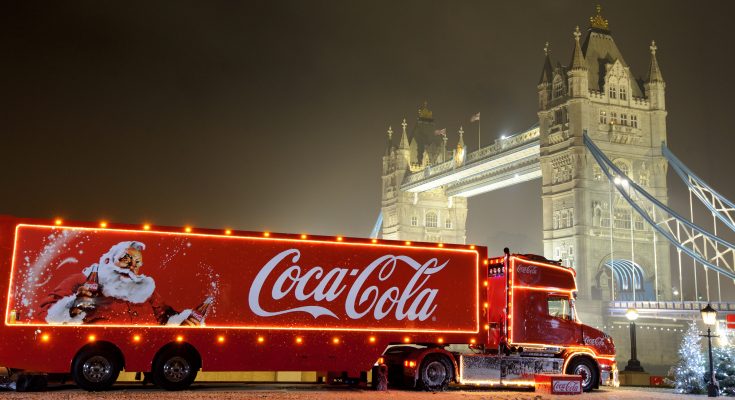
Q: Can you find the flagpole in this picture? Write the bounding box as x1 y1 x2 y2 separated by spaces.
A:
478 117 481 150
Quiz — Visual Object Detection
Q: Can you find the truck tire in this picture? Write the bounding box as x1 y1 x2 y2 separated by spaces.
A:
152 348 198 390
417 354 452 391
566 357 597 392
71 348 121 391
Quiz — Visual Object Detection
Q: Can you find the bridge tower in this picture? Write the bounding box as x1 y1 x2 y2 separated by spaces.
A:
380 103 468 243
538 7 672 310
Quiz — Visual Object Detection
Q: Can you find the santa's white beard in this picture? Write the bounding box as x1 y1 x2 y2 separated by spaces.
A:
92 263 156 304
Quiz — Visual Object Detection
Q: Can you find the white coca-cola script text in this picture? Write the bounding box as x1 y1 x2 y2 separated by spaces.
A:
583 336 607 347
516 265 538 275
553 379 582 393
248 249 448 320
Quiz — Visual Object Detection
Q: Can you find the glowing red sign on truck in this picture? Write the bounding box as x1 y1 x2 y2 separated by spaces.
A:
7 224 479 332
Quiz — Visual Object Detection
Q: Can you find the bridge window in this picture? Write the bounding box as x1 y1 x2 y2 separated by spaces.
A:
600 211 611 228
445 219 452 229
411 216 418 226
599 110 607 124
610 112 618 124
609 86 617 99
553 78 564 98
620 86 627 100
634 215 645 231
614 160 630 177
631 115 638 128
569 208 574 227
639 171 649 187
614 208 631 229
621 114 628 126
425 212 438 228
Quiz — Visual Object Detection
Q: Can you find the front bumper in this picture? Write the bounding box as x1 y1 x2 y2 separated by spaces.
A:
601 364 619 387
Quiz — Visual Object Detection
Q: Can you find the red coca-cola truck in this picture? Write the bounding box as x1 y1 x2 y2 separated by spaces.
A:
0 216 617 392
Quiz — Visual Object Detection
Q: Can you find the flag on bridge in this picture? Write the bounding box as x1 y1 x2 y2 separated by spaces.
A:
434 128 447 137
470 112 481 122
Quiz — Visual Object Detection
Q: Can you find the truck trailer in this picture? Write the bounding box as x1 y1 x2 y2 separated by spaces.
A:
0 216 617 391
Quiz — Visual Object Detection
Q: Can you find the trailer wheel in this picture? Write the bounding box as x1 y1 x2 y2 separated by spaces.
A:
152 347 199 390
417 355 452 391
71 347 121 391
566 357 597 392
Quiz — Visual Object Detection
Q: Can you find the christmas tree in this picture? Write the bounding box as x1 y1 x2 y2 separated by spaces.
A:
669 321 707 394
713 337 735 396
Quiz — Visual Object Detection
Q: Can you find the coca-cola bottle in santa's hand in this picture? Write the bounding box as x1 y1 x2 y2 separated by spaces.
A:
181 296 214 326
72 265 101 313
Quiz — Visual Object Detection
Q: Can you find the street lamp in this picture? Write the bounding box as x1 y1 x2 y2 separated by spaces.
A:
624 307 644 372
701 304 719 397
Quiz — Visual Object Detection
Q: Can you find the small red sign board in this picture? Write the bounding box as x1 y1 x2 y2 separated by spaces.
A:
535 374 583 395
727 314 735 329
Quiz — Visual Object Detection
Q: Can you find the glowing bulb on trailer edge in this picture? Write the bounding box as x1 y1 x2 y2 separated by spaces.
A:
300 234 307 239
133 335 141 342
184 227 192 233
88 335 96 342
54 218 63 226
41 334 50 342
332 337 340 344
257 336 265 344
369 336 376 343
371 239 378 244
263 232 270 237
176 335 184 342
217 336 225 343
336 236 343 242
143 224 151 230
405 241 412 246
99 221 108 228
225 229 232 235
295 337 303 344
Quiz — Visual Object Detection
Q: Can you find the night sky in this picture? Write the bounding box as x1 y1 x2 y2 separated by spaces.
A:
3 1 735 257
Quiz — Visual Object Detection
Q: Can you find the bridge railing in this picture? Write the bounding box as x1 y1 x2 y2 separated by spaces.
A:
401 127 540 188
609 300 735 312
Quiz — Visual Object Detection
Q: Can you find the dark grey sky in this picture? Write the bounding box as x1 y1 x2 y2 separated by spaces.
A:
2 1 734 256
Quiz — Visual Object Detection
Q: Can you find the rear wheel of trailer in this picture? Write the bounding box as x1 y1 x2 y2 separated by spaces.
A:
151 344 200 390
71 344 122 391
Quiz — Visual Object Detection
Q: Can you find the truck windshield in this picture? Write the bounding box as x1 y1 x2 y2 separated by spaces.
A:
547 297 573 320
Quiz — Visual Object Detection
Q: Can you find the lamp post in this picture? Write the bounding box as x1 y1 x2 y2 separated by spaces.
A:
624 307 644 372
701 303 719 397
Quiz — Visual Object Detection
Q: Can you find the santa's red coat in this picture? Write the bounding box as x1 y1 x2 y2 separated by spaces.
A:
39 273 176 325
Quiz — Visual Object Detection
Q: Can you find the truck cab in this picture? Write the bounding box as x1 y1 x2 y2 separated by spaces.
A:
385 251 617 392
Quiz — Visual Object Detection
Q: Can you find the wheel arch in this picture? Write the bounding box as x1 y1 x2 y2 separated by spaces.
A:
563 351 601 389
153 342 202 371
71 341 125 373
408 347 458 386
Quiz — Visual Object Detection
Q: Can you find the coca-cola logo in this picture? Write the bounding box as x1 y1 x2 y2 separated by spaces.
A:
248 249 448 321
553 379 581 393
516 265 538 275
584 336 607 347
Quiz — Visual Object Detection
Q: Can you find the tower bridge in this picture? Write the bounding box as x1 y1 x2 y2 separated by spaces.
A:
377 6 733 374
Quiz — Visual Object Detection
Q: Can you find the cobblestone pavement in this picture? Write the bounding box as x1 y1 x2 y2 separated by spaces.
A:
0 384 703 400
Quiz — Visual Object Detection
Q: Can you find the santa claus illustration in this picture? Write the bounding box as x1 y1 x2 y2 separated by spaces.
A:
40 241 208 326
